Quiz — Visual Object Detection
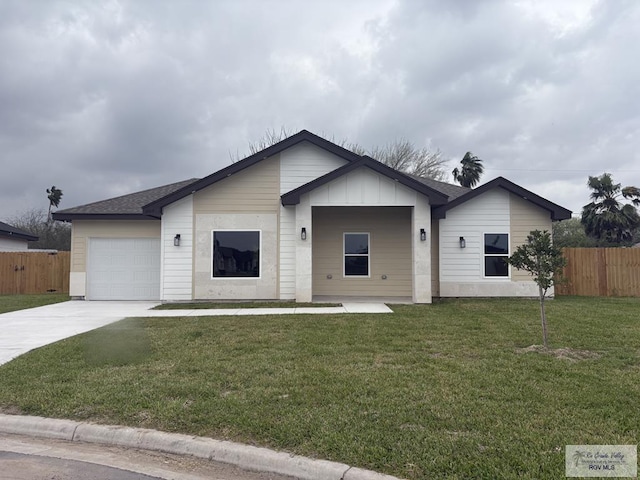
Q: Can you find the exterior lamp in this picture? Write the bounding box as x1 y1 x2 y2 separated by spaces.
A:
459 236 466 248
174 234 181 246
301 227 307 241
420 228 426 241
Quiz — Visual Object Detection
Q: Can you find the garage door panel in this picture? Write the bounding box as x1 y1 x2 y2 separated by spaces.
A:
88 238 160 300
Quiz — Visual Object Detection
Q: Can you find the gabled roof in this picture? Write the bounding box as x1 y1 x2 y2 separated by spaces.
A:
53 179 199 221
432 176 572 220
281 156 449 206
0 221 39 242
142 130 364 217
53 130 571 222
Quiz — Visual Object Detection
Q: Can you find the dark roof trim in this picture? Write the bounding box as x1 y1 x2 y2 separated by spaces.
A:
432 176 572 220
53 214 159 222
143 130 364 216
0 221 39 242
281 156 449 206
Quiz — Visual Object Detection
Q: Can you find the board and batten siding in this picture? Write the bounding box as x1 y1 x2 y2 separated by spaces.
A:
438 188 547 297
279 142 349 299
307 168 418 206
312 207 412 297
69 220 161 298
509 193 553 282
439 189 511 296
161 195 193 301
295 167 431 302
192 157 280 300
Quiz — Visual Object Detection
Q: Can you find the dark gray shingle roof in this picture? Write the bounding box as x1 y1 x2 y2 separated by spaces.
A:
0 221 39 241
408 174 471 200
53 179 199 220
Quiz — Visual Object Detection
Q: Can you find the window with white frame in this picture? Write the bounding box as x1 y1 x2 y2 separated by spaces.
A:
212 230 260 278
484 233 509 277
344 232 369 276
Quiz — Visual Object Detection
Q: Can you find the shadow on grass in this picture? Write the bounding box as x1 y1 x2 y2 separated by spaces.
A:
82 319 152 367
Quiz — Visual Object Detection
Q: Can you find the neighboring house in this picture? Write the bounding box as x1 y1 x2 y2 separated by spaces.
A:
0 221 39 251
53 130 571 302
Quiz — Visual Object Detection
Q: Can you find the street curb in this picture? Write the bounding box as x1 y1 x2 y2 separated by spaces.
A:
0 414 401 480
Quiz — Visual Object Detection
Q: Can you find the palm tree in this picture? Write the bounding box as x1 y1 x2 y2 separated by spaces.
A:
581 173 640 245
452 152 484 188
46 186 63 223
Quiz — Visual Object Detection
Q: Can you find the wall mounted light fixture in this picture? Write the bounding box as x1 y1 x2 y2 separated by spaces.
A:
459 236 466 248
174 234 181 246
301 227 307 241
420 228 426 241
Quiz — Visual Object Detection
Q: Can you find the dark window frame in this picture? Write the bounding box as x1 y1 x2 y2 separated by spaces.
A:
212 230 261 279
343 232 370 277
483 233 509 278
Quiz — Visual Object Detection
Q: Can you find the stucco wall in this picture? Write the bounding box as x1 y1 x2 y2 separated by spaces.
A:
192 157 280 300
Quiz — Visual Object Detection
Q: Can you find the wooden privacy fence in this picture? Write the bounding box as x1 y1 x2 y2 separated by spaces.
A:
556 248 640 297
0 251 70 295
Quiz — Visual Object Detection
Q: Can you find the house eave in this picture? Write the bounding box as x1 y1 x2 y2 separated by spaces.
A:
0 231 39 242
281 157 449 206
432 176 572 221
52 213 160 222
142 130 365 215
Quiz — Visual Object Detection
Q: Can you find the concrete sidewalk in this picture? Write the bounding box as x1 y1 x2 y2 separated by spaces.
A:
0 300 392 365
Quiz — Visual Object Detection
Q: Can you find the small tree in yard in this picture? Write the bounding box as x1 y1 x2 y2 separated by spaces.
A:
508 230 567 349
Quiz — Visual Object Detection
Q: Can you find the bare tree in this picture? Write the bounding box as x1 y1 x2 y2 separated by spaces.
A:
232 127 448 180
7 208 71 251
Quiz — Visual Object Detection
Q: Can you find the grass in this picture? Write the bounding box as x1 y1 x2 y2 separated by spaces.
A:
153 301 339 310
0 293 69 314
0 297 638 479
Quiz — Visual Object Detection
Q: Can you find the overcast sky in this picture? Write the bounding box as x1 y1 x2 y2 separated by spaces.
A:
1 0 638 221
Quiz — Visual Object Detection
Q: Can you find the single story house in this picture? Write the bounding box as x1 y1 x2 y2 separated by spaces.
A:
54 130 571 303
0 221 39 251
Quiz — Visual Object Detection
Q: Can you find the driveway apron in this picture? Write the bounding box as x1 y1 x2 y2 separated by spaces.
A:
0 302 159 366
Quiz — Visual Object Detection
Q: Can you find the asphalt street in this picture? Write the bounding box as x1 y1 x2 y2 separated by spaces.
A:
0 433 296 480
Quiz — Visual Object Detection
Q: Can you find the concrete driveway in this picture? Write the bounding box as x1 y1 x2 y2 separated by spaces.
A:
0 300 392 366
0 301 159 366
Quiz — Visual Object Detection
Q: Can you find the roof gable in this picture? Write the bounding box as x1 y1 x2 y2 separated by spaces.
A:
281 156 449 206
432 176 572 220
0 221 39 241
142 130 364 216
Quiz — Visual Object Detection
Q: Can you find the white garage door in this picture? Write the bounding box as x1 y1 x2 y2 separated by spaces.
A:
87 238 161 300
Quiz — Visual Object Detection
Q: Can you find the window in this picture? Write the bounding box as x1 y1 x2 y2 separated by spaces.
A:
344 233 369 276
212 231 260 278
484 233 509 277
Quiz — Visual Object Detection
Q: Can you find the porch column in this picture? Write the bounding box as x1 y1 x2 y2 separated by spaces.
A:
295 197 313 302
413 196 432 303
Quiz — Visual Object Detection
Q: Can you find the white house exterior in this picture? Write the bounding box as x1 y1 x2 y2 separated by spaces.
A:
0 222 39 251
54 130 571 303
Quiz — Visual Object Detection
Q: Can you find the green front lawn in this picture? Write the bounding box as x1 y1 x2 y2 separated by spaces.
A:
0 297 638 479
0 293 69 314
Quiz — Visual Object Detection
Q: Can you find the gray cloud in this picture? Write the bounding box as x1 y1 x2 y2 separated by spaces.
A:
0 0 638 222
